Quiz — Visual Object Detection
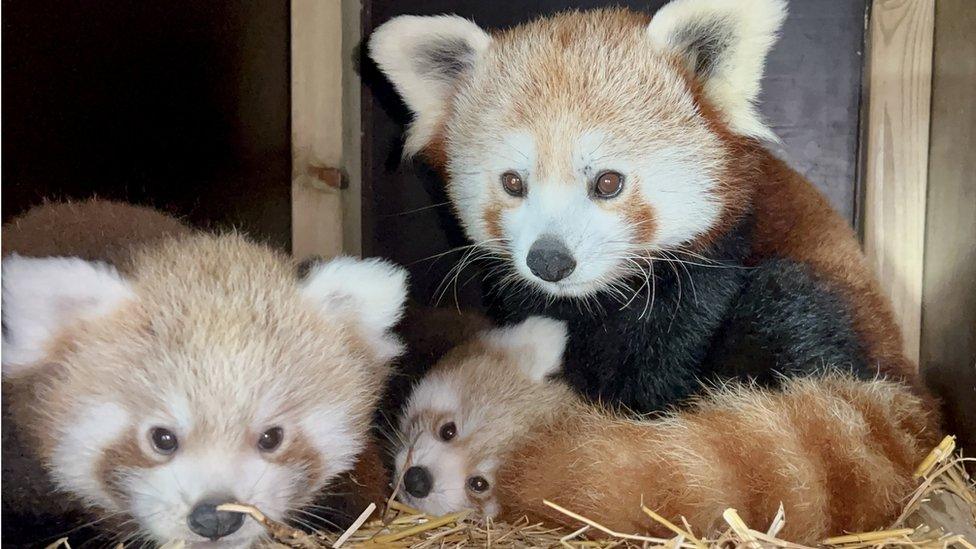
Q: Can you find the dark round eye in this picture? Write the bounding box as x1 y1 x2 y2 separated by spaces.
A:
501 171 525 197
438 422 457 442
258 427 284 452
150 427 178 455
594 171 624 198
467 475 490 493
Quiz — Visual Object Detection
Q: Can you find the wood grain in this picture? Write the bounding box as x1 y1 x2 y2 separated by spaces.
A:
291 0 345 260
863 0 935 365
921 0 976 451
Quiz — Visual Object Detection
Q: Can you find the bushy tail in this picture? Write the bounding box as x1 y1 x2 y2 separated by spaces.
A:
496 375 941 543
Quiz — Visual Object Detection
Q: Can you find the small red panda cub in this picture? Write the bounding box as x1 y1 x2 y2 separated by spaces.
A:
396 317 937 543
2 201 407 547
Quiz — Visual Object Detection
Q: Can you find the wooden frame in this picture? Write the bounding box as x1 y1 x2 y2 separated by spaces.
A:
863 0 974 447
920 0 976 448
862 0 935 366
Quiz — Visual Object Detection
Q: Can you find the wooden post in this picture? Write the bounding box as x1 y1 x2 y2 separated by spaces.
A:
291 0 345 260
862 0 935 365
921 0 976 450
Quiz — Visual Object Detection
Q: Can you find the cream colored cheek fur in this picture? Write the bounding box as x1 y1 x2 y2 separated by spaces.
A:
51 400 131 512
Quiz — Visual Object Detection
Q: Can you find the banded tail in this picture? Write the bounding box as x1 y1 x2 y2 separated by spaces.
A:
496 375 940 543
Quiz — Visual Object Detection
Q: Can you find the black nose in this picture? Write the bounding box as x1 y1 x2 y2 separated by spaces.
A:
403 465 433 499
187 495 245 540
526 237 576 282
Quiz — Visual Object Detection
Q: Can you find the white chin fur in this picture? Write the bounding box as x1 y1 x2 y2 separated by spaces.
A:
523 275 610 298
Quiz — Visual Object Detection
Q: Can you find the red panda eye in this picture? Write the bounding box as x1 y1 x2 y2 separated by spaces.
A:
149 427 178 455
501 171 525 197
438 422 457 441
467 475 490 493
258 427 284 452
594 171 624 198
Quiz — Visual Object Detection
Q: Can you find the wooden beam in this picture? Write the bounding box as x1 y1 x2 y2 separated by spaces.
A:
862 0 935 365
291 0 345 260
341 0 363 255
921 0 976 451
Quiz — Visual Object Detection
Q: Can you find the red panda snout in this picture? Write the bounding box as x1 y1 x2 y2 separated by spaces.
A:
525 236 577 282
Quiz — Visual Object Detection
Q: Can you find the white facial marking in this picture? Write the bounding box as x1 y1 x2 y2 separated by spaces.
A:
51 400 131 511
302 400 363 479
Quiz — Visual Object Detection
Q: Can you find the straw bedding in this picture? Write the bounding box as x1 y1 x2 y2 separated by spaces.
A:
43 436 974 549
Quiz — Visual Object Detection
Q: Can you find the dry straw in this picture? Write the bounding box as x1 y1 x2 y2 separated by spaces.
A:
44 436 975 549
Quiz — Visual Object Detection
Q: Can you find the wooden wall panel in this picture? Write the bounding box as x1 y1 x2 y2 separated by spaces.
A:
862 0 935 365
921 0 976 450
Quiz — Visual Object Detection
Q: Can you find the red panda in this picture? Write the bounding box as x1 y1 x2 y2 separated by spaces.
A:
394 317 939 543
368 0 938 453
1 200 407 547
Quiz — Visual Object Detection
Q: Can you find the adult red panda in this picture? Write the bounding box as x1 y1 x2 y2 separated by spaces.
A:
368 1 936 414
393 317 938 543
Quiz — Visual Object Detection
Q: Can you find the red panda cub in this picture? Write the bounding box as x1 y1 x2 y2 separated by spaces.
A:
2 201 407 547
395 317 938 543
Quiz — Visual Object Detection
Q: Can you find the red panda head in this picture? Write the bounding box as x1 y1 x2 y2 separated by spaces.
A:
2 234 407 546
394 317 574 517
370 0 785 297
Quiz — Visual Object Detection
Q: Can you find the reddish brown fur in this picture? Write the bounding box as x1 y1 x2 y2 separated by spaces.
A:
98 430 161 506
2 199 192 266
619 191 658 244
749 153 916 381
495 377 937 543
483 205 503 242
265 432 323 487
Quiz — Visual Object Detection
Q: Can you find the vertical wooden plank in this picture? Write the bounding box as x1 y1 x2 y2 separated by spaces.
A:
921 0 976 450
863 0 934 365
342 0 363 255
292 0 344 259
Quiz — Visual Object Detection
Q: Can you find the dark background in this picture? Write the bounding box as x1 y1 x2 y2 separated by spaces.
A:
2 1 292 249
360 0 870 308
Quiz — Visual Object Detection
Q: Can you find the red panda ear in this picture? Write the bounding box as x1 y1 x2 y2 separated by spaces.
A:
480 316 568 382
1 254 134 377
646 0 786 141
368 15 491 156
300 256 409 363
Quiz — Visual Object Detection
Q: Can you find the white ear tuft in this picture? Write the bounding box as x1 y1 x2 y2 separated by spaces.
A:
301 256 409 362
480 316 568 382
647 0 787 141
368 15 492 156
2 254 134 376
